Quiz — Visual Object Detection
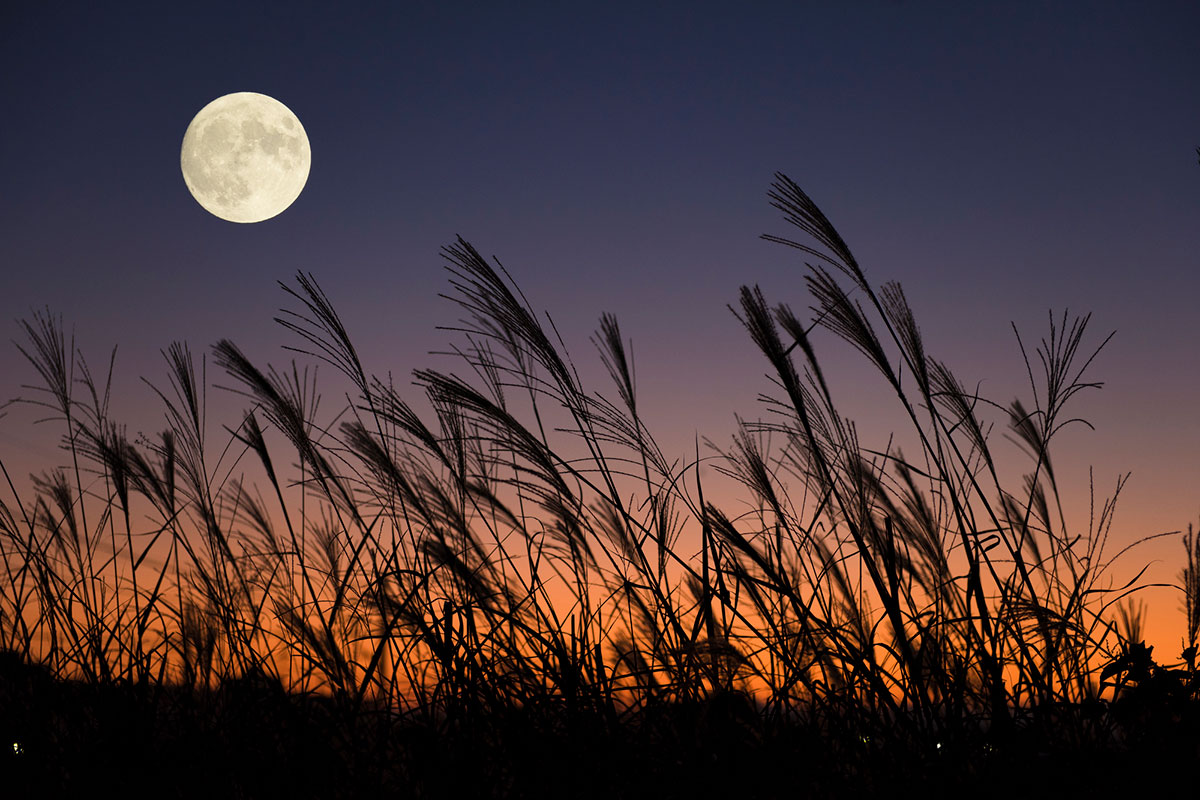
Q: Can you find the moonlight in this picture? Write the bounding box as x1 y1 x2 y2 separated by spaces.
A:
180 92 311 223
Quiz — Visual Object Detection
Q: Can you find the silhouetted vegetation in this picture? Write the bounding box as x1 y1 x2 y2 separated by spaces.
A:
2 175 1197 797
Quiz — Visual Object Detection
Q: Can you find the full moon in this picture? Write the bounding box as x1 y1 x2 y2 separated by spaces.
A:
180 92 310 223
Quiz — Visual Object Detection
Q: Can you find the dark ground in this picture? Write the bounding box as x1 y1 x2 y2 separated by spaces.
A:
2 652 1198 799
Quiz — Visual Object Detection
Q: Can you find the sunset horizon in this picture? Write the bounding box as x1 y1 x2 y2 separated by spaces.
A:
3 1 1198 796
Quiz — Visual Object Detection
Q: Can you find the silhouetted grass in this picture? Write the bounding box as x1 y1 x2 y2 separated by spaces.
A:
1 175 1197 797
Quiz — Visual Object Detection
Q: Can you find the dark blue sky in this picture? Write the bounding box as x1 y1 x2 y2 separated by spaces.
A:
2 1 1199 645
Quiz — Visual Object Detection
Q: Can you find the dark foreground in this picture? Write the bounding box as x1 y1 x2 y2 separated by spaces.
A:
3 654 1197 799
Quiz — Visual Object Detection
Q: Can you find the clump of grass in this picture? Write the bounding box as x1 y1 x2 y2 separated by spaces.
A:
1 175 1197 796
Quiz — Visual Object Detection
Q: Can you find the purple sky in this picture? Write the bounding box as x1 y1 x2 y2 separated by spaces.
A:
2 1 1199 653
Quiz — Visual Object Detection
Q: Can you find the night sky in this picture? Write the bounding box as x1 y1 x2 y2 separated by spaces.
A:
2 1 1199 653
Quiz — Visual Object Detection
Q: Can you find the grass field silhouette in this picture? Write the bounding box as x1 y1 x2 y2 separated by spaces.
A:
2 175 1197 797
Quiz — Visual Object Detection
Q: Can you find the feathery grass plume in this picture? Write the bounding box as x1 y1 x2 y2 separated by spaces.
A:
594 312 637 417
1009 311 1113 505
145 343 208 506
1183 524 1199 663
14 310 73 423
125 430 177 520
1008 397 1055 487
879 281 931 397
1114 598 1147 647
277 272 370 399
806 266 894 386
763 172 867 291
927 358 994 473
439 237 579 403
213 342 325 482
177 597 219 688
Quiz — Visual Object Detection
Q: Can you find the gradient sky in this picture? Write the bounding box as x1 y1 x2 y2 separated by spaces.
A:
2 1 1199 654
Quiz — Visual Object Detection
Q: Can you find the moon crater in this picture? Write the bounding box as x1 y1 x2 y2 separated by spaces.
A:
181 92 310 223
